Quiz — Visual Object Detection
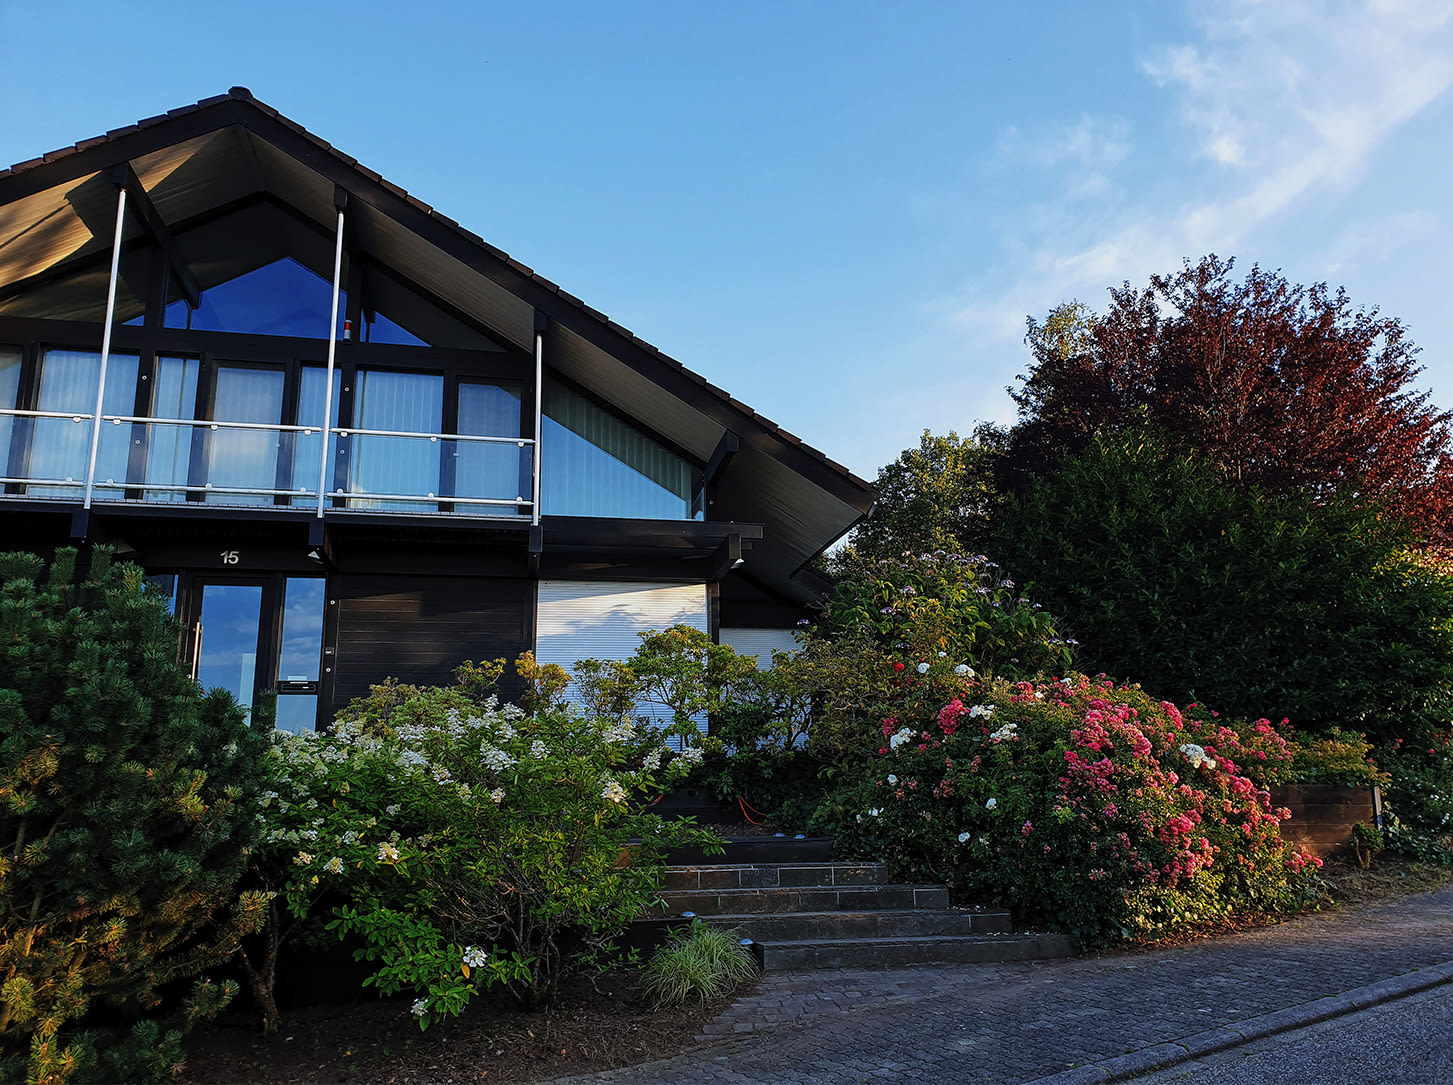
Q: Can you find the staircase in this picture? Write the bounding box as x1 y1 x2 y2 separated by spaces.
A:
641 836 1075 970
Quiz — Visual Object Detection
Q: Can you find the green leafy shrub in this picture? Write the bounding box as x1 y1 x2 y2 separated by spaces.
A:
692 650 823 830
0 548 271 1083
1378 735 1453 864
993 433 1453 749
1290 729 1390 788
825 672 1322 947
250 677 719 1029
639 921 757 1009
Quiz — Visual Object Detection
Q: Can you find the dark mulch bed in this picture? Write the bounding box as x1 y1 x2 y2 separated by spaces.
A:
184 969 742 1084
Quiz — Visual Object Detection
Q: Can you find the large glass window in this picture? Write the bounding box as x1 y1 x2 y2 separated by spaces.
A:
542 381 695 519
144 356 199 501
0 350 20 480
455 382 524 510
348 368 443 509
165 258 346 339
275 577 325 734
205 365 286 504
29 350 139 497
292 366 341 504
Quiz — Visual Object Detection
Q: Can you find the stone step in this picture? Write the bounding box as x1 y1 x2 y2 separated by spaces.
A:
650 883 950 917
698 907 1014 941
667 835 835 865
663 862 891 892
756 931 1077 971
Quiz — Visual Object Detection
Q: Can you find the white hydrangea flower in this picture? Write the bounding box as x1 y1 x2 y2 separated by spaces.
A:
411 998 429 1017
490 788 505 804
292 852 314 867
385 804 401 816
462 945 489 968
601 779 627 804
377 842 400 862
529 739 548 759
1179 743 1217 770
323 856 344 875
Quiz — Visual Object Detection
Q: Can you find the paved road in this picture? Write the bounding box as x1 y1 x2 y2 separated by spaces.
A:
1127 982 1453 1084
557 887 1453 1084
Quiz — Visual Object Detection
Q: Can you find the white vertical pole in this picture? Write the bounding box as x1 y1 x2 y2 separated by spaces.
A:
317 209 345 517
82 186 128 509
532 328 543 525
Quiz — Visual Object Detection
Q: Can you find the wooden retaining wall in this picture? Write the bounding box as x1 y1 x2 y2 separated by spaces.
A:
1268 784 1377 859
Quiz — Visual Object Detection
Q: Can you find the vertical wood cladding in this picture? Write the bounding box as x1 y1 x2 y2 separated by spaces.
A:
332 575 531 707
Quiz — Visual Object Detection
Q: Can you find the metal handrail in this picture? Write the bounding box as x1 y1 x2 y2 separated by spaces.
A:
336 425 532 445
0 408 96 422
333 488 529 506
101 414 322 434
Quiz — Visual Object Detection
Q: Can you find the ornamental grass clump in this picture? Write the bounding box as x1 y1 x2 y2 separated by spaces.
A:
248 672 720 1031
639 921 758 1009
829 671 1323 947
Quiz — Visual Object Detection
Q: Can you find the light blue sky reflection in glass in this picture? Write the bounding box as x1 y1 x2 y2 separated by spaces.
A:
196 583 262 722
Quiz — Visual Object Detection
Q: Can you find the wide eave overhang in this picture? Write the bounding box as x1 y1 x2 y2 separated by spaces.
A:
0 89 875 605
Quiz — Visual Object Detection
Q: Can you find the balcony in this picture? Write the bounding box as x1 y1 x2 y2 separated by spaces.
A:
0 406 536 518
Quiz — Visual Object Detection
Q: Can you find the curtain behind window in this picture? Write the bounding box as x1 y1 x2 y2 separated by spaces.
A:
30 351 138 497
542 382 693 519
350 369 443 510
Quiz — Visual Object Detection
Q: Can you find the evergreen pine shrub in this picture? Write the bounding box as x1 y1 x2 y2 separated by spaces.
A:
0 548 271 1083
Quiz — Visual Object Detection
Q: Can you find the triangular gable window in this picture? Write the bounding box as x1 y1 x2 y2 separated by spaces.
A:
165 257 347 338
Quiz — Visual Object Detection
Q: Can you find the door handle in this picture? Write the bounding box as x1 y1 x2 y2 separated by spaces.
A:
190 622 203 680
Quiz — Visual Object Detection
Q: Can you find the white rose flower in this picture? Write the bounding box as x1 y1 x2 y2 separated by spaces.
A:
957 831 972 843
955 664 974 676
887 774 898 785
917 662 931 674
985 797 997 810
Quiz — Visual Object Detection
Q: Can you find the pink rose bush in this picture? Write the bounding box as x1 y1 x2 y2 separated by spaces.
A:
831 672 1323 946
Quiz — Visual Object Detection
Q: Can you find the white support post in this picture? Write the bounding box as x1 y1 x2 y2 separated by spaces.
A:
82 186 128 509
532 327 543 525
317 209 345 517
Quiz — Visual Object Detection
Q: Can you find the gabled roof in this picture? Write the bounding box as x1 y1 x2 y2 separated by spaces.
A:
0 88 875 603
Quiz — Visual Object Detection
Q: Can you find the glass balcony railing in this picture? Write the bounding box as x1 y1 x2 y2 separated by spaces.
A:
0 408 535 517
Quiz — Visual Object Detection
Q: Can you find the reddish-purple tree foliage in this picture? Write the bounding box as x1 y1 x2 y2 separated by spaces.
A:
1007 255 1453 545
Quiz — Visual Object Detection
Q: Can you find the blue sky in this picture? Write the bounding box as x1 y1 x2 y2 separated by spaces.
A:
3 1 1451 480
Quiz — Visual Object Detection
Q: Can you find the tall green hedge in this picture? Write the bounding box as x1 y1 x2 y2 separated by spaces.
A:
992 434 1453 748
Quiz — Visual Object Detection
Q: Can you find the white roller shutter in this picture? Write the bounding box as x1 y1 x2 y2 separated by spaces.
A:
720 627 799 668
536 580 709 728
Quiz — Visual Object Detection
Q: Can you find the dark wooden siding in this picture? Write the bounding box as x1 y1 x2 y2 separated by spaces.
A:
331 574 531 708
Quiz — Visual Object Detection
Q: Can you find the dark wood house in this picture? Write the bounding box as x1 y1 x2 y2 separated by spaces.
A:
0 88 875 729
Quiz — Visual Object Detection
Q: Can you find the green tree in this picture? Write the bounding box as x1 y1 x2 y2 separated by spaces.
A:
0 548 271 1083
837 426 1007 571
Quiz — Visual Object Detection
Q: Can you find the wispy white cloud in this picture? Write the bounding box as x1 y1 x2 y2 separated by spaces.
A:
944 0 1453 412
998 114 1132 171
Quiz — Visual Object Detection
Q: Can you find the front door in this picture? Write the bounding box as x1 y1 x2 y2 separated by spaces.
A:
182 574 326 732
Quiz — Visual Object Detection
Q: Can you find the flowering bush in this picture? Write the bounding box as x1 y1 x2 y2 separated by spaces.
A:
816 549 1075 678
247 680 716 1029
827 672 1323 946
